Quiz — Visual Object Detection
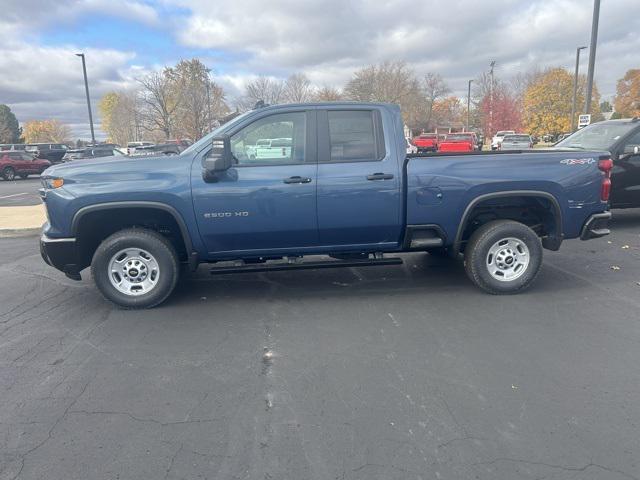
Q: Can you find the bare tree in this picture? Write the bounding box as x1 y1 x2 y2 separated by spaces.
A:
242 76 285 109
422 73 450 128
344 61 419 105
138 70 181 139
282 73 315 103
314 86 343 101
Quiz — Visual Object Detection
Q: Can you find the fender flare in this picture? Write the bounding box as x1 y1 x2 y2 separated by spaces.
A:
71 201 194 254
453 190 564 253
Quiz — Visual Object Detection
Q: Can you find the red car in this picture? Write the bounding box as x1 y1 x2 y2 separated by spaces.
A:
438 133 476 153
1 151 51 180
413 133 439 153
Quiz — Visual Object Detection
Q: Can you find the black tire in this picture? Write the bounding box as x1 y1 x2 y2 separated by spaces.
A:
464 220 542 294
2 167 15 181
91 228 179 309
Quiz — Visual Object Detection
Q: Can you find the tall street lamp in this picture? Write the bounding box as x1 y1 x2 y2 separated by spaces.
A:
467 79 473 131
584 0 601 114
571 46 588 132
75 53 96 144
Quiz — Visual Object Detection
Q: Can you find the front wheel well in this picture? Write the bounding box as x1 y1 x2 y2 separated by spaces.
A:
456 195 561 253
74 207 189 268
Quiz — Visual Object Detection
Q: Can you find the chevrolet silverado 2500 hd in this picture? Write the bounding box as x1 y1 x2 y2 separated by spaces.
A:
40 102 612 308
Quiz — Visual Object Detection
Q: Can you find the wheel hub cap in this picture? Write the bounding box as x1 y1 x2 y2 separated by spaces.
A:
486 237 530 282
108 248 159 296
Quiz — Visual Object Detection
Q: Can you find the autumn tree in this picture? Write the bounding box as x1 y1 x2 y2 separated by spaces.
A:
0 105 22 143
479 83 522 137
167 59 228 140
523 67 600 137
23 119 71 143
614 69 640 117
431 96 464 127
99 91 138 146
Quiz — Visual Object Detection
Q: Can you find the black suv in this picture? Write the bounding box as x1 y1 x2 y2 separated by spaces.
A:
26 143 68 164
556 118 640 209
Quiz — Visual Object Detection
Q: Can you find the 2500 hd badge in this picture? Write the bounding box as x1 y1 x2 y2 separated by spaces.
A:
204 211 250 219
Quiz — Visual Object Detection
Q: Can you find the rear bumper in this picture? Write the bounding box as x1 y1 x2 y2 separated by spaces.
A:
580 211 612 240
40 234 82 280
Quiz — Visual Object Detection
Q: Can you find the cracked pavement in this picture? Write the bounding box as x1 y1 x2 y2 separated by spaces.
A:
0 209 639 479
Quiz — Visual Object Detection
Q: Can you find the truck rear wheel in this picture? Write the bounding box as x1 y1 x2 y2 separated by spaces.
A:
464 220 542 294
91 228 179 309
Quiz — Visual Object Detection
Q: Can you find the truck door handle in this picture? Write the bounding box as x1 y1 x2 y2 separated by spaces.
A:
367 173 394 181
283 176 312 184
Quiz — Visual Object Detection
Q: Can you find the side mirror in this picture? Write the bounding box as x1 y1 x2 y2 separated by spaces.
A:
202 135 233 182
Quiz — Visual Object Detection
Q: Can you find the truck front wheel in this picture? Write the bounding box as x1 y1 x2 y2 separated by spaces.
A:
91 228 179 308
464 220 542 294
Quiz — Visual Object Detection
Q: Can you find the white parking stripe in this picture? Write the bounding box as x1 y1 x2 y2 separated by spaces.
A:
0 192 30 199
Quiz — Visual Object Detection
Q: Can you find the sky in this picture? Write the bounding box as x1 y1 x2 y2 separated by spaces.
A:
0 0 639 140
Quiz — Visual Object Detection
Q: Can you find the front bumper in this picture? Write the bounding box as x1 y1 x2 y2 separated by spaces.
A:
580 211 612 240
40 234 82 280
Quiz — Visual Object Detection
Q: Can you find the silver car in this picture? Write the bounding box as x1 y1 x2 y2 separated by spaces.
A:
500 134 533 150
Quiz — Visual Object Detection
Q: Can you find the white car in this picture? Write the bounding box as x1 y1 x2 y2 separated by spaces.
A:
406 138 418 154
491 130 515 150
500 134 533 150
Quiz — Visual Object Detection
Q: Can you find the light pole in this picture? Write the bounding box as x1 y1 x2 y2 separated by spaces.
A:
571 46 587 132
75 53 96 145
489 61 496 137
467 79 473 131
584 0 600 114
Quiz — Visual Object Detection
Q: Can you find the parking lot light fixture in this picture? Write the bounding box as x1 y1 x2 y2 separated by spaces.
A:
76 53 96 145
571 46 588 132
467 79 473 131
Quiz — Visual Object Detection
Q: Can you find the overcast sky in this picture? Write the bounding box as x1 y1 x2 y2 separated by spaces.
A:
1 0 638 139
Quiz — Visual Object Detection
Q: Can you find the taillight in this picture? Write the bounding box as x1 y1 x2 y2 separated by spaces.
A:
598 157 613 201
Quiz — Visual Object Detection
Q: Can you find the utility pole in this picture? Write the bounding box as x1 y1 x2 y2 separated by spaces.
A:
75 53 96 144
489 61 496 137
571 46 587 132
467 79 473 131
584 0 600 114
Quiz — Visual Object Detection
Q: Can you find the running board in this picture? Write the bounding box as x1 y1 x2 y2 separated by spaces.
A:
210 257 403 275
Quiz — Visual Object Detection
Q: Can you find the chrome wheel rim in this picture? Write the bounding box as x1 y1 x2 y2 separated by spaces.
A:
108 248 160 296
4 169 14 180
486 237 530 282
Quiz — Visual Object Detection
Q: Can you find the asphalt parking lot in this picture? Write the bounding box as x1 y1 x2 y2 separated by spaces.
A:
0 178 42 206
0 210 639 480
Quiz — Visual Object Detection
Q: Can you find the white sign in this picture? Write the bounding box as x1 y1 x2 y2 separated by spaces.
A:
578 114 591 128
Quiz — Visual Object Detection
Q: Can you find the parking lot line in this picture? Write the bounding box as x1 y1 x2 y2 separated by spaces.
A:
0 192 30 199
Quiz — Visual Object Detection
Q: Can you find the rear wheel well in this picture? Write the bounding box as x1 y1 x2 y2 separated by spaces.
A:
456 195 561 253
74 207 189 268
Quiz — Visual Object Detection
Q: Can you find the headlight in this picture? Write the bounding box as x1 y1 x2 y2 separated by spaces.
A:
41 177 64 189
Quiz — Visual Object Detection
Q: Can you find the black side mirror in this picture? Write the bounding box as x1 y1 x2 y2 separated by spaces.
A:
202 135 233 182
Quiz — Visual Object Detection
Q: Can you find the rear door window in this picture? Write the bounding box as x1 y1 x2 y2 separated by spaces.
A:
327 110 384 162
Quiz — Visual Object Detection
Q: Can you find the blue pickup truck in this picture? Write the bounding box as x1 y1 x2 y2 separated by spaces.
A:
40 102 612 308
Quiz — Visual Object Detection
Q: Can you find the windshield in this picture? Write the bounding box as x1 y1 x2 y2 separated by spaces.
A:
555 123 635 150
180 110 254 156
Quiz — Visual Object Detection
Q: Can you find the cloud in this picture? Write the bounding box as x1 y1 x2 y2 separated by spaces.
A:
176 0 640 98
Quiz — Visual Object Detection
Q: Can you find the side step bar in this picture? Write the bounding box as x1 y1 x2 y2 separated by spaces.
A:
210 256 403 275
